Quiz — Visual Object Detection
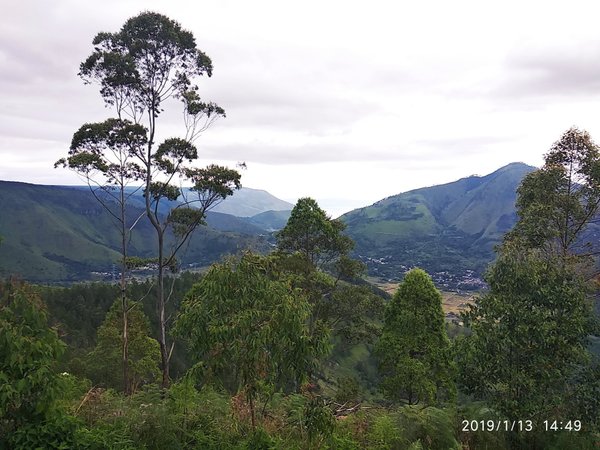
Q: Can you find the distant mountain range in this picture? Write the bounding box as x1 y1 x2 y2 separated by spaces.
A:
0 182 291 282
209 187 294 217
4 163 576 286
69 186 294 219
340 162 537 288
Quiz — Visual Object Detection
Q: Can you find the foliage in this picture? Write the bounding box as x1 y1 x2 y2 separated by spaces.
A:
274 198 385 375
277 197 353 270
459 243 593 422
457 402 509 450
564 360 600 430
507 127 600 258
328 284 384 345
176 252 329 427
367 413 404 449
334 407 459 450
86 298 161 393
0 281 83 448
57 118 146 183
395 406 459 450
302 393 335 445
376 269 456 405
39 273 202 380
335 376 362 404
0 282 65 423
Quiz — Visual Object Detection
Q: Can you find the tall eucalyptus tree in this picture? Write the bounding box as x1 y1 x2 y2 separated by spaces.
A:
71 12 241 387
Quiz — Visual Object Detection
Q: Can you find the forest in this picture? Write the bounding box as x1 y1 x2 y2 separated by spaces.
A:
1 11 600 450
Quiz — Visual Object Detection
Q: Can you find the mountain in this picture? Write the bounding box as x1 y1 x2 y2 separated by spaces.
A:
71 185 294 218
340 162 537 287
208 187 293 217
204 211 266 235
243 210 291 231
68 185 292 234
0 181 270 282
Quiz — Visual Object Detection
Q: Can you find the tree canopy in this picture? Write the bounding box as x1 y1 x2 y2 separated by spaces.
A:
376 268 456 405
175 252 329 428
277 197 353 270
459 243 594 423
507 127 600 259
274 198 384 354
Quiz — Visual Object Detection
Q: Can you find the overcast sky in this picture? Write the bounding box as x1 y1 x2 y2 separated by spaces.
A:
3 1 600 217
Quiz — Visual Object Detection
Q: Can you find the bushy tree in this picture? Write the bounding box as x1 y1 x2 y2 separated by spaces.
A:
459 243 593 422
376 269 456 405
507 127 600 259
77 11 242 387
458 131 600 444
87 298 161 393
275 198 384 347
277 197 353 270
175 253 328 428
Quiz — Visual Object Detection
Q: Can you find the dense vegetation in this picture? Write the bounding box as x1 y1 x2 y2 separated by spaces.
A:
1 11 600 450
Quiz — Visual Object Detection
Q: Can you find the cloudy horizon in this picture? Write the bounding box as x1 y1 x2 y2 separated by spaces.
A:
3 1 600 217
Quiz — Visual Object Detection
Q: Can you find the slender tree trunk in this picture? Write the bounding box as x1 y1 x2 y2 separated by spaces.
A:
157 231 170 388
119 181 130 395
122 287 129 394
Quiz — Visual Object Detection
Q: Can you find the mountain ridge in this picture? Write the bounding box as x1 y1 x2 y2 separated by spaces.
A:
340 162 537 287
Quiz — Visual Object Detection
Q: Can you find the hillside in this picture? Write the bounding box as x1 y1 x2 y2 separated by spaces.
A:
243 209 291 231
71 185 294 219
201 187 293 217
340 162 536 287
0 182 270 282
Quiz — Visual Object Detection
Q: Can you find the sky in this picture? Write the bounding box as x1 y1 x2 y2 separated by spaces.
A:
3 1 600 217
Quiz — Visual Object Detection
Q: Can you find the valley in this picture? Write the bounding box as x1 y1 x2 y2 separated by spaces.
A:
0 163 538 286
3 160 599 288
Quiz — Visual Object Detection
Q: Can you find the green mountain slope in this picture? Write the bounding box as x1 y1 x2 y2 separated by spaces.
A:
0 182 269 282
204 211 266 235
244 210 291 231
340 163 536 285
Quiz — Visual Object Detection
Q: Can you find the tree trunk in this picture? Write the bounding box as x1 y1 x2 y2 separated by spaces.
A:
157 232 170 388
122 291 129 394
120 186 130 395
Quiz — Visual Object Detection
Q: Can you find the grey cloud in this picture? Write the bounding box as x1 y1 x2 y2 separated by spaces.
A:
415 136 517 155
199 138 484 166
201 141 408 165
201 42 420 133
492 43 600 100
